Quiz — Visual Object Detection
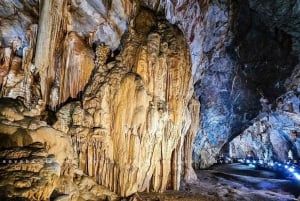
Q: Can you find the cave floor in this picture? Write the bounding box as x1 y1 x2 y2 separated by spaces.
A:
136 164 300 201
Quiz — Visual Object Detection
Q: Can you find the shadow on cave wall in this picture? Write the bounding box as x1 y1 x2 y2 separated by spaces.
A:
228 0 298 140
232 0 298 100
193 0 300 166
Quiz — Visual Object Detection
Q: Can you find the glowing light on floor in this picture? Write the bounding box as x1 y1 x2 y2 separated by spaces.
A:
294 173 300 180
248 164 256 168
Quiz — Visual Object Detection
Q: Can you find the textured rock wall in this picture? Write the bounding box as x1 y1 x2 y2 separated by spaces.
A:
192 0 299 168
0 143 60 200
53 9 196 196
0 0 131 110
0 0 201 198
141 0 266 168
228 0 300 164
230 90 300 162
0 96 120 201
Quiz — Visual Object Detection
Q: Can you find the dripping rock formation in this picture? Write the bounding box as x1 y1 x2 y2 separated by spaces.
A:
53 9 197 197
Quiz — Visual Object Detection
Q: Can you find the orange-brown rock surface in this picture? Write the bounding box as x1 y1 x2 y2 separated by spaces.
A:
53 9 198 197
0 97 119 201
0 1 200 199
0 142 60 200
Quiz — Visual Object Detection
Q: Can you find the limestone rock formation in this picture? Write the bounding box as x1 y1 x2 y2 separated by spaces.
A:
0 1 200 199
142 0 300 168
230 90 300 162
54 169 119 201
0 0 130 110
192 0 299 168
0 96 119 201
54 9 197 196
0 142 60 200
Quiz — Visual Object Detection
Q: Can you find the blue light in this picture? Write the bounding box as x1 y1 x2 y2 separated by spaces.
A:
246 159 250 163
288 168 295 172
294 173 300 180
285 165 288 169
249 164 256 168
278 163 282 166
253 160 257 164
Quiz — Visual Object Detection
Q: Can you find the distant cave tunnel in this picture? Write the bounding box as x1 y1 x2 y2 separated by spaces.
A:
193 0 300 169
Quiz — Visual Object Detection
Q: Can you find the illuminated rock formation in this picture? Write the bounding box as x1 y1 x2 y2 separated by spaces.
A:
0 143 60 200
0 1 200 199
230 90 300 162
54 9 197 196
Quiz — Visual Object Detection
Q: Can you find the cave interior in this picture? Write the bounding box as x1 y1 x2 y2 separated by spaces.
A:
0 0 300 200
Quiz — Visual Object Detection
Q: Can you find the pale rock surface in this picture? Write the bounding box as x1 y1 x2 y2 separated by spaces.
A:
0 1 200 198
182 97 200 182
0 98 119 201
0 0 130 110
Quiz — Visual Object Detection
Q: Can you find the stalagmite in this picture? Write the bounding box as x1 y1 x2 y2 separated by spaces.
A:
183 97 200 182
54 9 196 197
35 0 66 106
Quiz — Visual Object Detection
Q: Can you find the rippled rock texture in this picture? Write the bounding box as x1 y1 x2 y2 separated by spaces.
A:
54 9 197 196
0 142 60 200
0 96 120 201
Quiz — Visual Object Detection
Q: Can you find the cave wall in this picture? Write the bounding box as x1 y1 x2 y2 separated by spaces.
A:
193 0 299 168
228 0 300 164
140 0 299 168
0 0 132 109
230 90 300 162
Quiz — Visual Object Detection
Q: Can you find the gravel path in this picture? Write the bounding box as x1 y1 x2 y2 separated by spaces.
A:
135 163 300 201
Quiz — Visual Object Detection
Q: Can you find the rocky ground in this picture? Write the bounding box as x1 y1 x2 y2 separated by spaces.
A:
134 164 300 201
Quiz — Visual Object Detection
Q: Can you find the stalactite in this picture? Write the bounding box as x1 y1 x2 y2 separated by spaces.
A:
58 32 94 107
0 48 12 78
55 10 197 196
35 0 66 106
183 97 200 182
0 0 202 198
